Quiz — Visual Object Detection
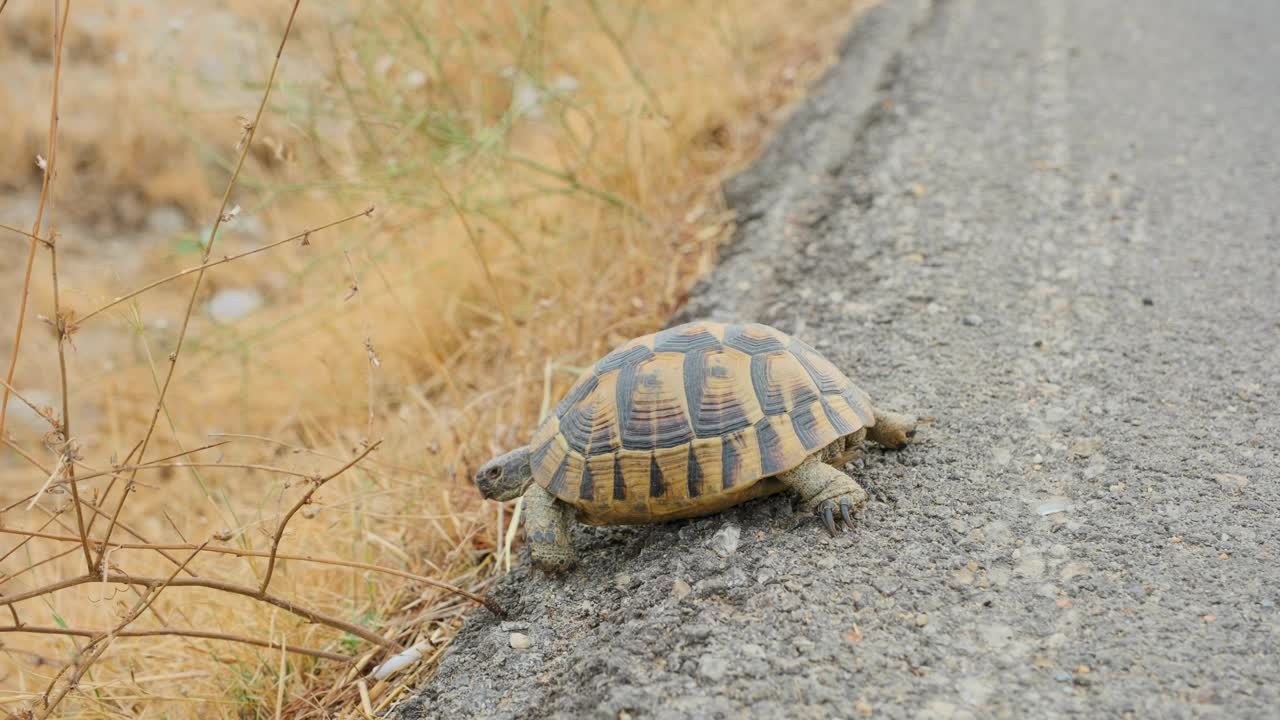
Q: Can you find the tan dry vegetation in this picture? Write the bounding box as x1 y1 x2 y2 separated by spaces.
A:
0 0 872 717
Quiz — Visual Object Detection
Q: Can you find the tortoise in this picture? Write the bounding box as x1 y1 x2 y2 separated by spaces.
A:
474 321 918 572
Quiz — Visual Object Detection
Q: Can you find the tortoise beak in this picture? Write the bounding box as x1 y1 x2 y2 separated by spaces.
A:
474 473 496 499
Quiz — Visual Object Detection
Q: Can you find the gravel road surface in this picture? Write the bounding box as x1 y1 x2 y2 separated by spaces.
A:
396 0 1280 717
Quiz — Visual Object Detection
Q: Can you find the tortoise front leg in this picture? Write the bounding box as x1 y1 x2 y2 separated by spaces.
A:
778 455 869 536
866 408 918 450
522 483 577 573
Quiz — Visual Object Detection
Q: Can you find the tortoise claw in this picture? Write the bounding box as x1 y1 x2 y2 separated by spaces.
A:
816 494 864 536
821 503 838 537
840 497 854 529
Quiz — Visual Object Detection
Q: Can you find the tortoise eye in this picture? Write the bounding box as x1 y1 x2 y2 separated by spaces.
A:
484 467 502 480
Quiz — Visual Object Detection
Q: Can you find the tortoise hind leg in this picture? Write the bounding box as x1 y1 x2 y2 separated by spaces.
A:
866 408 918 450
522 484 578 573
779 455 869 536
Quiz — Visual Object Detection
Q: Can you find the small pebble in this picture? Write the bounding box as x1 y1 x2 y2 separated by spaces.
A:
872 577 902 596
697 655 729 681
992 447 1013 466
508 632 531 650
1037 498 1072 516
710 523 741 558
1214 473 1249 489
672 579 692 599
963 314 984 326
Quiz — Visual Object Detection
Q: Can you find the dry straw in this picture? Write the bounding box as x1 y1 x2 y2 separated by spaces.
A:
0 2 496 716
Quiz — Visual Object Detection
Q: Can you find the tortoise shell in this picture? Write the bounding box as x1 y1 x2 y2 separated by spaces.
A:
528 321 875 524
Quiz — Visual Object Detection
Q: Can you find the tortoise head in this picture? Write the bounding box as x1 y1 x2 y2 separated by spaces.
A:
474 446 534 501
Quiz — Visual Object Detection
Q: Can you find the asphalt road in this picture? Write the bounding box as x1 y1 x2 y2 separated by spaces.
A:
396 0 1280 717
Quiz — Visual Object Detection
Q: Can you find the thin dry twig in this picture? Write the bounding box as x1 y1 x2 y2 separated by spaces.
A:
0 527 501 612
260 441 380 593
37 541 208 718
0 545 79 587
93 0 304 567
0 625 350 662
77 205 374 325
2 436 52 478
342 250 380 439
0 221 53 248
57 496 203 578
2 572 400 652
5 441 228 516
0 514 61 566
208 431 431 477
0 377 59 430
0 0 68 455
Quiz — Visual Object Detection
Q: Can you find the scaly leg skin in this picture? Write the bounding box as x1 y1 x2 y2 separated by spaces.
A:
522 484 577 573
778 455 869 536
866 408 918 450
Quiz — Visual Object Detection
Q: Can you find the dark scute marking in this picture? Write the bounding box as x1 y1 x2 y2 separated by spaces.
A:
791 341 846 394
789 373 821 409
754 418 788 476
613 456 626 500
842 386 875 425
529 436 554 475
689 353 751 438
622 407 694 450
751 353 787 416
692 395 752 437
682 349 707 435
649 455 665 497
553 372 599 419
546 455 570 495
686 446 703 498
558 401 597 454
653 325 721 353
723 324 787 355
594 344 655 373
820 397 858 436
621 371 694 451
578 462 594 500
790 403 825 451
615 363 640 441
585 414 617 455
721 439 741 490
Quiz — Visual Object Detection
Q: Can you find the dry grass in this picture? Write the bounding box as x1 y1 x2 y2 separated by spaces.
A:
0 0 872 717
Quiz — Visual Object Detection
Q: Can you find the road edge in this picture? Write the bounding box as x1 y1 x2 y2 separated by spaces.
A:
674 0 935 326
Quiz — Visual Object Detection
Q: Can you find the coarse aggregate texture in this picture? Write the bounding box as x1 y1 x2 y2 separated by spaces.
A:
395 0 1280 717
